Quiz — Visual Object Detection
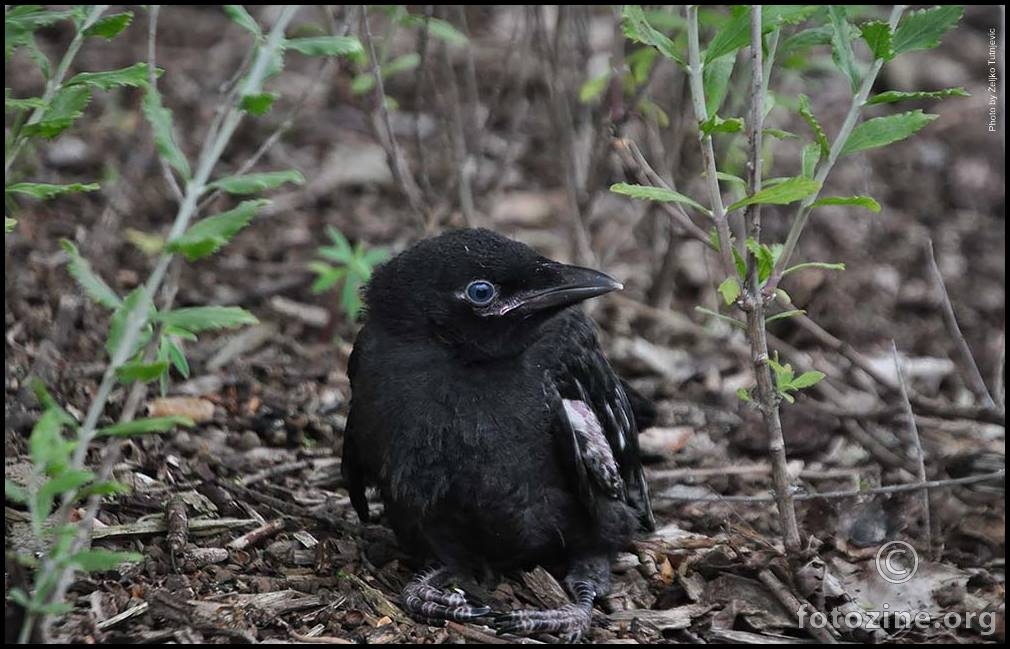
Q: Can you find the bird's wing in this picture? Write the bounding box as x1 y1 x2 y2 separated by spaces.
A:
548 316 656 531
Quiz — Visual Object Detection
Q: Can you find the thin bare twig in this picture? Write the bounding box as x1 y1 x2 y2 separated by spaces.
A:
891 341 933 559
758 569 839 644
657 471 1005 503
926 239 996 407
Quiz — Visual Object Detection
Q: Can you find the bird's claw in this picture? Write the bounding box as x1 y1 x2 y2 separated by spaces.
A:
492 603 592 641
401 572 491 625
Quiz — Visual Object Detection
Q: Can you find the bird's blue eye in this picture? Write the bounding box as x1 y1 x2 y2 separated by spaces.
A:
465 280 496 306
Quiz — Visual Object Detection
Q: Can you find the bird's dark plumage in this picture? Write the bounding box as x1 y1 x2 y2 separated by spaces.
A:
342 228 654 637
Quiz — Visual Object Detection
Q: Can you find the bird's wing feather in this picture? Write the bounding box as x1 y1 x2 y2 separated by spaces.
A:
547 314 656 531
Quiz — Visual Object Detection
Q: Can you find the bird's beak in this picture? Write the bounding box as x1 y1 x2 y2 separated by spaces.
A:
503 262 623 315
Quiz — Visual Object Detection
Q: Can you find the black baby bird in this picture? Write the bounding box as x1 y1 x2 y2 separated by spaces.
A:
342 228 655 638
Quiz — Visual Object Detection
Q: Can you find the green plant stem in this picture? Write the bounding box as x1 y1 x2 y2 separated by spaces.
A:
24 7 301 641
685 5 735 280
765 4 906 295
4 5 109 177
741 6 802 555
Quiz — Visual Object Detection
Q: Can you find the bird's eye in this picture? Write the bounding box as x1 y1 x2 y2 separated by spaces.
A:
464 280 497 306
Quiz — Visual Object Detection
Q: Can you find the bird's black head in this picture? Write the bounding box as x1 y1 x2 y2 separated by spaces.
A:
363 228 622 361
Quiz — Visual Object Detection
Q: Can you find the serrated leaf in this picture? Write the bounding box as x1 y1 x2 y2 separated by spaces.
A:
706 5 819 63
727 177 821 212
783 261 846 276
240 91 277 116
703 53 735 115
30 409 74 475
860 20 894 61
791 370 826 389
67 62 155 90
5 479 28 504
801 142 821 178
106 288 154 359
68 549 143 572
5 94 47 112
781 25 836 55
157 306 258 332
60 240 121 309
622 5 682 64
797 95 830 158
285 35 365 61
867 87 969 105
83 11 133 39
892 6 963 56
841 110 937 156
97 416 194 437
811 196 881 212
223 5 261 37
718 277 741 305
142 89 190 179
610 183 711 215
208 170 304 195
700 114 744 136
22 85 91 139
7 182 99 200
579 71 611 104
166 199 268 260
309 262 346 294
828 6 860 91
115 360 170 383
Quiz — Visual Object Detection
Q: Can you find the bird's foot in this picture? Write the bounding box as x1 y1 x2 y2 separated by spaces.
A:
493 580 595 642
493 603 592 642
401 567 491 625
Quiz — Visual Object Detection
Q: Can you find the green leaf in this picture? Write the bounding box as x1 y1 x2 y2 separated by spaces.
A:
83 11 133 39
5 479 28 504
142 89 190 180
622 5 683 64
382 52 421 77
351 73 376 95
579 71 611 104
791 370 826 389
223 5 261 38
797 95 830 158
727 177 821 212
801 142 821 178
811 196 881 212
841 110 937 156
208 170 304 195
716 171 747 188
732 246 747 279
763 128 799 140
30 409 74 474
867 87 969 105
706 5 819 63
342 274 364 320
610 183 711 215
700 114 744 136
828 6 860 91
285 36 365 60
67 62 155 90
240 91 278 116
892 6 963 56
22 85 91 139
703 53 735 115
766 308 805 324
782 261 846 276
5 217 16 233
404 16 469 47
695 306 746 330
860 21 894 61
718 277 741 306
7 182 99 200
37 470 94 519
166 199 269 260
116 360 170 383
309 262 346 294
164 335 190 378
157 306 258 332
735 387 751 402
97 416 194 437
5 94 47 112
781 26 837 55
68 549 143 572
79 480 131 498
124 228 165 256
106 288 154 359
60 240 121 309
